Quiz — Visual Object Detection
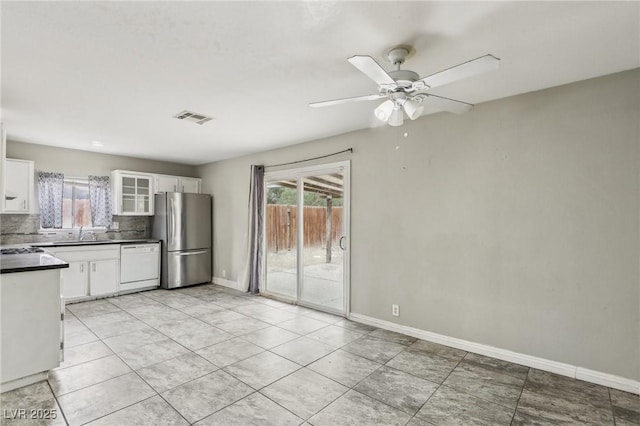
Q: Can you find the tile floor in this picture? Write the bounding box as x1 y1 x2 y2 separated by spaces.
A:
1 284 638 425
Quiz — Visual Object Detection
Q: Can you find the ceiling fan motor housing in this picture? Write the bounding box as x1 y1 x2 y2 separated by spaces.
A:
388 69 420 88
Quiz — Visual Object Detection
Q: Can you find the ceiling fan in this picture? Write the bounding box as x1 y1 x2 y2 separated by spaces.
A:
309 45 500 126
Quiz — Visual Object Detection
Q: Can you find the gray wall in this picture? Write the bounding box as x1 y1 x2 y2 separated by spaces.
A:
197 69 640 381
6 141 198 177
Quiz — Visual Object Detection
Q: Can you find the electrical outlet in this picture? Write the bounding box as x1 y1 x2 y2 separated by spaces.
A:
222 269 226 278
392 304 400 316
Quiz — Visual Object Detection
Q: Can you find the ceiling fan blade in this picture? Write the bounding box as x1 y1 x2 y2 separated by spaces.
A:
423 94 473 114
309 93 385 108
347 55 397 87
412 54 500 90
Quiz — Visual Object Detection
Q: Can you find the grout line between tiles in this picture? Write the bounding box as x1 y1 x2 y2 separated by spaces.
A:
608 387 618 426
404 347 467 425
45 380 69 426
509 367 529 425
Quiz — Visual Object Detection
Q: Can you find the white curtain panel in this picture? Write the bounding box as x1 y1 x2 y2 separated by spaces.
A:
37 172 64 228
88 175 113 228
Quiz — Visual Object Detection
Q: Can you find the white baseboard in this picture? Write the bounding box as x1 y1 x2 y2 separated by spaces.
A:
211 276 244 291
349 313 639 395
576 367 640 394
1 371 48 393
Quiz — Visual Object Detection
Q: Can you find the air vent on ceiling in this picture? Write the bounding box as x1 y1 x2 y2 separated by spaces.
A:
174 110 213 125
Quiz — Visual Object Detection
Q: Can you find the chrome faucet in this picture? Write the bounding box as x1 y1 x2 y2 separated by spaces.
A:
78 227 97 241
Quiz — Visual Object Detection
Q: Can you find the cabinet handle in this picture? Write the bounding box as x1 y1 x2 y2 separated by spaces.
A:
92 263 96 272
173 184 176 192
22 200 26 209
80 264 84 273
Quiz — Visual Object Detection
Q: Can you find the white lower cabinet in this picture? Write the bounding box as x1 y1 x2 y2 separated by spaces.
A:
51 245 120 302
61 261 88 299
1 269 61 391
89 259 119 296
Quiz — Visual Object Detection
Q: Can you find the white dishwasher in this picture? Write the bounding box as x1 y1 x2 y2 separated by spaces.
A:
120 243 160 293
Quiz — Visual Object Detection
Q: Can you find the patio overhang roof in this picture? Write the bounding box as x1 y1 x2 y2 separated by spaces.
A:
268 173 343 198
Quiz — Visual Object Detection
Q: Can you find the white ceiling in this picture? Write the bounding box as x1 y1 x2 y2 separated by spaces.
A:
1 1 638 165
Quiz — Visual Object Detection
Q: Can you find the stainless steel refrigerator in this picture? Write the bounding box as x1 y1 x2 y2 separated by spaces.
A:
152 193 212 289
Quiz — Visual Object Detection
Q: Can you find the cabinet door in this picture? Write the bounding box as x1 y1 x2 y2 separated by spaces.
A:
120 175 138 214
4 159 33 212
156 175 179 193
89 259 119 296
116 173 153 215
61 261 88 300
180 177 201 193
136 177 151 213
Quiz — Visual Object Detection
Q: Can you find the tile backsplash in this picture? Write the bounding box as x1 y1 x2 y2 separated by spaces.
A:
0 214 151 246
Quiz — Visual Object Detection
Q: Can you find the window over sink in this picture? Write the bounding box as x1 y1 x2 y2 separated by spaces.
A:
40 178 105 230
62 179 95 229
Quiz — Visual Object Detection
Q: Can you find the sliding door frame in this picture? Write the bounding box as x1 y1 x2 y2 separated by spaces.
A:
262 160 350 317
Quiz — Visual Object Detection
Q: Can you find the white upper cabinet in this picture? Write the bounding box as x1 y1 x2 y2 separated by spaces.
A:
153 174 201 194
4 158 34 213
179 177 201 193
155 175 180 193
111 170 154 215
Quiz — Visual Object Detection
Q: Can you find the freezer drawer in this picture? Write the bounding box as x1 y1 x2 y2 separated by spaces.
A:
165 248 211 289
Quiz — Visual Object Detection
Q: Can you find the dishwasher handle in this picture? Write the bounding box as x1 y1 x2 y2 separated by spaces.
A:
122 245 157 250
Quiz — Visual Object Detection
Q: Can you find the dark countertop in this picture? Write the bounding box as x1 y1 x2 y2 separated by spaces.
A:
0 253 69 274
31 239 161 248
1 239 160 274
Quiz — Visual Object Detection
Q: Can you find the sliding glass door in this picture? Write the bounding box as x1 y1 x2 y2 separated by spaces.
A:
265 179 298 299
264 162 350 316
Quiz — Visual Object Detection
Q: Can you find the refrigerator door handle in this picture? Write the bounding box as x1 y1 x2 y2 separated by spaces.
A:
175 250 208 256
168 198 175 246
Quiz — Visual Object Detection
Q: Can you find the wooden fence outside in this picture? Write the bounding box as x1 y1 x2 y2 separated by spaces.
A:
266 204 343 252
62 199 92 228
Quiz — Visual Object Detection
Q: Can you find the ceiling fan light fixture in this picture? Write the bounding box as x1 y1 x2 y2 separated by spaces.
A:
403 99 424 120
374 99 394 122
388 105 404 126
